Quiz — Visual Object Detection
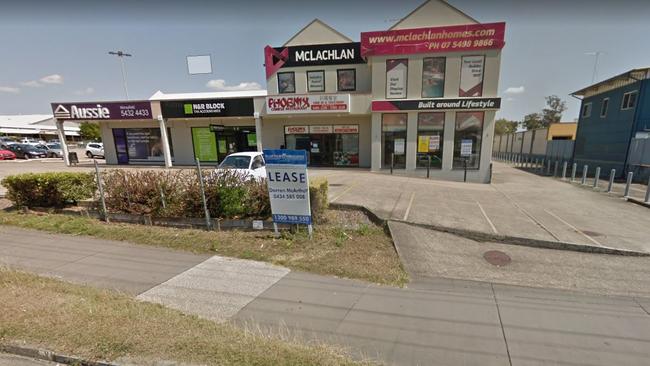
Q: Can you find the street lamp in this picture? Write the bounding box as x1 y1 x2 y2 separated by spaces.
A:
108 50 132 100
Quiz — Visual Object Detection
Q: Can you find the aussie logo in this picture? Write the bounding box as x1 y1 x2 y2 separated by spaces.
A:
54 104 110 119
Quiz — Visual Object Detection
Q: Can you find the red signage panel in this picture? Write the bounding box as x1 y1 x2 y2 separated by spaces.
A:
361 22 506 57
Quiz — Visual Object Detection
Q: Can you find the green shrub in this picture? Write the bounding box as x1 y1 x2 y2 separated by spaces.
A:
309 178 329 224
1 172 96 208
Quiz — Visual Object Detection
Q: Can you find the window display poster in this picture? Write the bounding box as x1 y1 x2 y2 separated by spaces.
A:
278 72 296 93
459 56 484 97
429 135 440 151
337 69 356 91
418 135 430 153
125 128 164 160
191 127 218 162
307 71 324 92
460 139 473 156
422 57 445 98
247 133 257 147
386 59 408 98
394 138 405 155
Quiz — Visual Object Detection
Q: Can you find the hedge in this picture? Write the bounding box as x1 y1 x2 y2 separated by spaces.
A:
1 172 96 208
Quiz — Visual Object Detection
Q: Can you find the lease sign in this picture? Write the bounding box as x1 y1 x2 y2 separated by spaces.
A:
361 22 505 56
264 149 312 225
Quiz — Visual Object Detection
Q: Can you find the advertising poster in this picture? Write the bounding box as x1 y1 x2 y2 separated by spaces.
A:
418 136 430 153
422 57 445 98
461 139 473 157
125 128 165 160
386 59 408 99
394 138 405 155
429 135 441 151
307 71 325 92
263 149 312 225
191 127 218 162
278 72 296 93
459 56 485 97
337 69 356 91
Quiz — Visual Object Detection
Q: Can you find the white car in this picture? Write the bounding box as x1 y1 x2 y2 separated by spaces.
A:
216 152 266 180
85 142 104 158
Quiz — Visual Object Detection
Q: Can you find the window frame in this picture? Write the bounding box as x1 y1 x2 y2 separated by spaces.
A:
421 57 446 98
277 71 296 94
581 102 592 118
306 70 325 93
621 91 638 110
600 98 609 118
336 68 356 92
452 111 484 170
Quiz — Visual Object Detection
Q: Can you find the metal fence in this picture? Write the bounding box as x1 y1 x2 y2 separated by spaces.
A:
627 138 650 183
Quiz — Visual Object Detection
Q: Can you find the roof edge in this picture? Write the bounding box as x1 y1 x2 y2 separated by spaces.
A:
389 0 479 30
282 18 354 46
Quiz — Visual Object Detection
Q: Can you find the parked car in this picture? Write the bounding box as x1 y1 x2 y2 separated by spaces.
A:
85 142 104 158
39 143 64 158
8 144 48 159
215 152 266 180
19 138 43 145
0 148 16 160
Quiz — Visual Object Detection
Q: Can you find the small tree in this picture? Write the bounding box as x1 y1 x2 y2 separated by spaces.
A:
522 113 543 131
79 122 101 141
494 118 518 135
542 95 567 125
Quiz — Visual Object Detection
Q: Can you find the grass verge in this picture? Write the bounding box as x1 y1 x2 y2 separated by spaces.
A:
0 209 408 286
0 268 368 365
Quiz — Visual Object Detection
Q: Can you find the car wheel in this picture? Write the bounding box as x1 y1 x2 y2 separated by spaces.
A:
86 151 93 158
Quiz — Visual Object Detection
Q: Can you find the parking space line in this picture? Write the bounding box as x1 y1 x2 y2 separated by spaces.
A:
329 180 358 203
403 192 415 221
476 201 498 234
543 209 603 247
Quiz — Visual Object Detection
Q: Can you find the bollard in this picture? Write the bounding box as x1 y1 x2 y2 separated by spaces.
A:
535 158 539 172
581 165 588 185
561 161 568 180
571 163 577 182
645 176 650 203
390 153 394 175
553 161 559 177
427 155 431 178
607 169 616 193
624 172 633 198
593 167 601 188
546 160 552 175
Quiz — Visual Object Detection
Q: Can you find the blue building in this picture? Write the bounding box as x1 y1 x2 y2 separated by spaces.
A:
571 68 650 180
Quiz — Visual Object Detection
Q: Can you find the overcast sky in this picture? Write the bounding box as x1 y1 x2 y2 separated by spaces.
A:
1 0 649 122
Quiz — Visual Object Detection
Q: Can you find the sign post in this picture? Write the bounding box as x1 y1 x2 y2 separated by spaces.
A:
460 139 473 182
263 149 312 237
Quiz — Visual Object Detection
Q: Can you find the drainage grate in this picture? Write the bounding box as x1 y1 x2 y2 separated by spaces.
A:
483 250 511 267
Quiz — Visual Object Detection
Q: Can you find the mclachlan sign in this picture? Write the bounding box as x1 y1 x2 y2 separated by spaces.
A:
264 42 365 78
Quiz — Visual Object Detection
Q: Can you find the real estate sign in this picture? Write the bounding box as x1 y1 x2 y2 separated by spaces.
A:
263 149 312 225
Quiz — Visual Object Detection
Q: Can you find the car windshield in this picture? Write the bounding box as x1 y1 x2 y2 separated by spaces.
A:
47 144 61 149
218 156 251 169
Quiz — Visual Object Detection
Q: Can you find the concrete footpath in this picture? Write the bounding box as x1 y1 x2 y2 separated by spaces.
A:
313 162 650 254
2 226 650 366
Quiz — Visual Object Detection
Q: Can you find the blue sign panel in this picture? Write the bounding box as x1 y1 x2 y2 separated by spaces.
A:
263 149 307 165
263 149 311 225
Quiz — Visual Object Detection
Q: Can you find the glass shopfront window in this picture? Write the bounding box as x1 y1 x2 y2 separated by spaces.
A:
284 125 359 167
416 113 444 169
453 112 484 169
382 114 407 169
113 127 173 164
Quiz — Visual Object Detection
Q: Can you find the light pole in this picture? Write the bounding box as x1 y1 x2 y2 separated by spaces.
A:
108 50 132 100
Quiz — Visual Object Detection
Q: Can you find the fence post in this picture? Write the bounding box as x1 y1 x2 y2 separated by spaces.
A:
581 165 588 185
94 159 108 222
390 153 394 175
546 159 552 175
624 172 633 198
645 176 650 203
195 158 212 230
607 169 616 193
159 184 167 209
593 167 601 188
561 161 568 180
553 161 559 177
571 163 577 182
427 155 431 178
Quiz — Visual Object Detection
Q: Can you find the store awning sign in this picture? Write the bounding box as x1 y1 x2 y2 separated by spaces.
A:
264 42 365 78
266 94 350 114
372 98 501 111
263 149 312 225
361 22 506 57
51 101 152 121
161 98 255 118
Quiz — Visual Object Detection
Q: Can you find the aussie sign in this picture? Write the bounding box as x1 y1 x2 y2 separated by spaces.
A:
266 94 350 114
263 149 312 225
264 42 365 78
52 101 151 121
372 98 501 111
361 22 506 56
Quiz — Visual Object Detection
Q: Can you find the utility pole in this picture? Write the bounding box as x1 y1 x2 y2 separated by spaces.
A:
585 51 605 84
108 50 132 100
